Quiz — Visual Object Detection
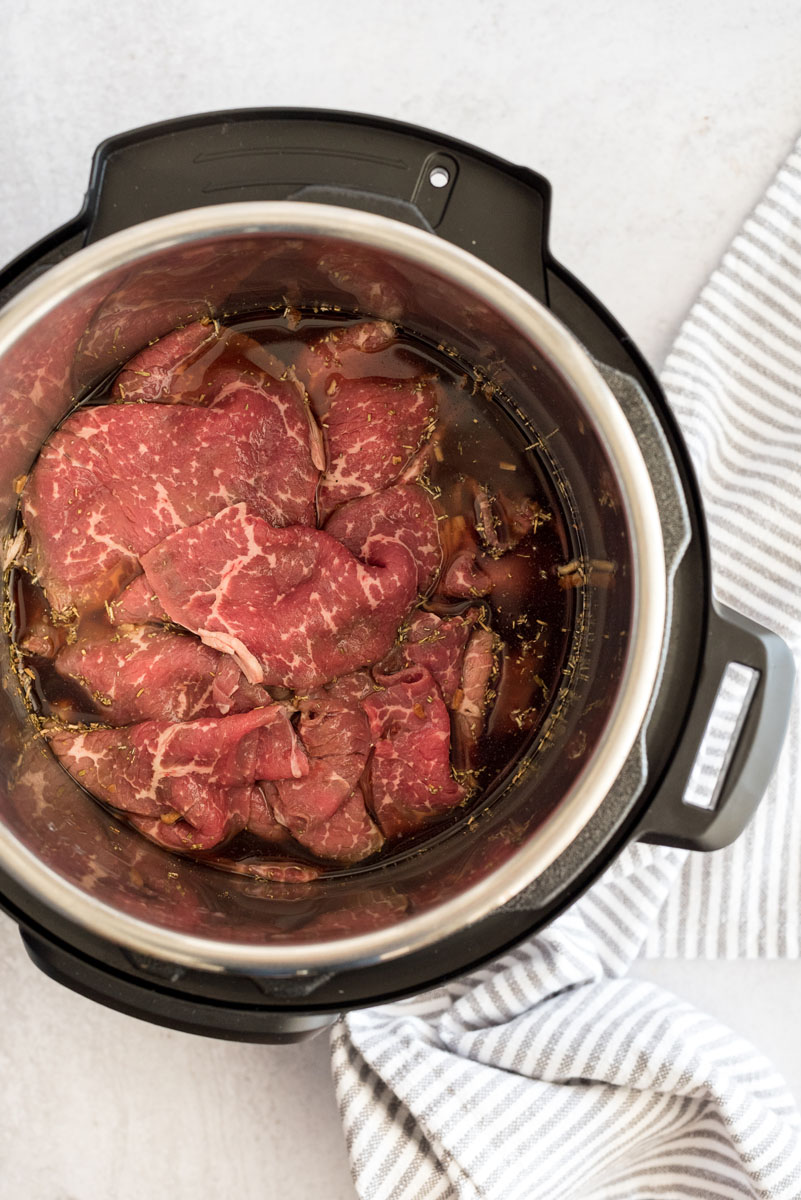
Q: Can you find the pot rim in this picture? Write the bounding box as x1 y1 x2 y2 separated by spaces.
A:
0 202 666 973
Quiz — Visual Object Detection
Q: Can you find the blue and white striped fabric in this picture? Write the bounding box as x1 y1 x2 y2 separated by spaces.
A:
332 847 801 1198
647 138 801 960
331 138 801 1198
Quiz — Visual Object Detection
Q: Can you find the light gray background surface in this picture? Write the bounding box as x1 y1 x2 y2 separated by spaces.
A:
2 2 801 1196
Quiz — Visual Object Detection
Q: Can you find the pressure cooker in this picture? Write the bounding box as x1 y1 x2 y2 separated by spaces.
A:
0 110 793 1041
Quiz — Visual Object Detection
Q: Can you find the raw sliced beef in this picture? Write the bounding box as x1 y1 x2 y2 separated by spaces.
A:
297 319 441 518
457 628 496 722
111 320 326 473
203 361 324 473
273 755 366 833
247 785 292 843
435 477 545 599
496 493 549 551
205 792 327 880
324 483 442 594
270 671 375 842
321 672 378 705
247 672 381 865
295 671 374 764
262 779 382 865
473 484 549 557
437 511 492 599
130 785 256 853
55 626 270 725
299 320 397 405
452 627 497 767
398 424 446 487
111 321 220 404
292 786 383 863
49 704 307 793
49 706 306 852
110 575 168 625
384 609 479 706
440 549 492 598
313 374 439 519
17 628 57 659
362 665 465 839
12 576 67 660
206 792 323 879
139 503 418 689
22 370 319 612
476 550 537 611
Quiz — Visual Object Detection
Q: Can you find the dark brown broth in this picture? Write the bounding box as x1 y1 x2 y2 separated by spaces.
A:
9 310 576 875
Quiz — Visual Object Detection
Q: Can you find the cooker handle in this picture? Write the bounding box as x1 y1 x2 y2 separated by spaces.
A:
79 111 552 301
19 928 338 1043
635 600 795 851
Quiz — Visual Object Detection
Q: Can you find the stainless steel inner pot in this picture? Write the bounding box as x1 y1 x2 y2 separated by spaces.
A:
0 203 665 973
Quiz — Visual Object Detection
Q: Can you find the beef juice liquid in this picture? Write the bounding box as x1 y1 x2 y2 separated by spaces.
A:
7 311 576 874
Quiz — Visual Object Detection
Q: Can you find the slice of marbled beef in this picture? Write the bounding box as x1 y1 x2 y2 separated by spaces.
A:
324 482 442 595
381 609 479 706
110 321 221 404
137 503 418 689
451 626 497 764
22 358 319 612
54 626 270 725
297 320 439 520
49 705 307 852
362 665 465 839
110 320 326 470
264 671 383 864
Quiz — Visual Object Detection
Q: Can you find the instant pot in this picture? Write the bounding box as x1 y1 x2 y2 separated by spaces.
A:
0 110 793 1041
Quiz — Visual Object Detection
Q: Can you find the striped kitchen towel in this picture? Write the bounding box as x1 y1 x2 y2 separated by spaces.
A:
331 139 801 1197
647 137 801 959
332 845 801 1199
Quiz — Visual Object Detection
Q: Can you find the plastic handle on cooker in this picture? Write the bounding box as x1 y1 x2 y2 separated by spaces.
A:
78 109 552 301
19 928 338 1043
635 600 795 851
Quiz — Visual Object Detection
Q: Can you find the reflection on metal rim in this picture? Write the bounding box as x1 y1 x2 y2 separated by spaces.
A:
0 202 666 973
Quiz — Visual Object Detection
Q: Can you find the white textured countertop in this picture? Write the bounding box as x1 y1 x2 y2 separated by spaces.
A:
2 3 801 1196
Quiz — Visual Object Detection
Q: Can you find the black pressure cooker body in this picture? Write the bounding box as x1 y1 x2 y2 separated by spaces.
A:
0 111 792 1041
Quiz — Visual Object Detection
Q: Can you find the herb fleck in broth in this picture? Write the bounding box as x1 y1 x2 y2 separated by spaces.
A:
7 311 577 877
